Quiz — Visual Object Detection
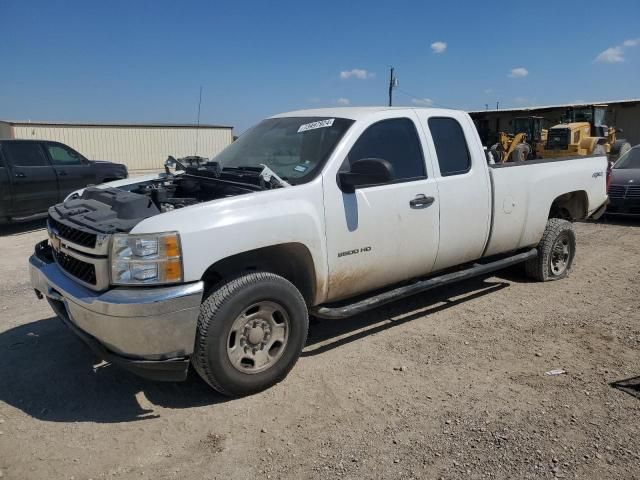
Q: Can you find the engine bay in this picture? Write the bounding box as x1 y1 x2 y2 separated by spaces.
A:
51 161 286 235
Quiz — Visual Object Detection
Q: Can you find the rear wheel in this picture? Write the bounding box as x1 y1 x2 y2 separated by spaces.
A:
489 143 504 163
525 218 576 281
192 272 309 396
511 143 531 162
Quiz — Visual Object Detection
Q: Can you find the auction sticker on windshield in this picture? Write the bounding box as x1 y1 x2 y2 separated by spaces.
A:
297 119 335 133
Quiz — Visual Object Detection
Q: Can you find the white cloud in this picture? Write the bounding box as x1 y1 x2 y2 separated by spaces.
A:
595 46 625 63
339 69 374 80
595 38 640 63
508 67 529 78
484 88 493 94
336 97 350 106
411 98 434 107
430 41 447 54
514 97 530 105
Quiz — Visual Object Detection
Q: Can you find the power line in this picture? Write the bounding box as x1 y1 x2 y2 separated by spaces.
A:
383 74 523 111
394 87 456 109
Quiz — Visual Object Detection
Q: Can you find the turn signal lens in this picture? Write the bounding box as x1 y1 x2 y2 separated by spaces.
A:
161 258 183 282
162 235 181 258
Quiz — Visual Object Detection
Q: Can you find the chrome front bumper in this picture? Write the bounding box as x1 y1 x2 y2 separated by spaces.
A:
29 246 204 381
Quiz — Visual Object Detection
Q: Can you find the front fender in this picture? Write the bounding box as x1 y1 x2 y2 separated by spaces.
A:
131 180 328 301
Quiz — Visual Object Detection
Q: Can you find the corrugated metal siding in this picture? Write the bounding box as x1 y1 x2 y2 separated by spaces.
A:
0 122 14 139
611 105 640 146
11 125 233 171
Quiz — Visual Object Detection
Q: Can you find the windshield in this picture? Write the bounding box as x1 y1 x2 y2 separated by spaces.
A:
614 146 640 169
513 118 530 134
212 116 354 184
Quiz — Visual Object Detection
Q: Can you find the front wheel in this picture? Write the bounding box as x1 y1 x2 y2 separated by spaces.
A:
525 218 576 281
192 272 309 396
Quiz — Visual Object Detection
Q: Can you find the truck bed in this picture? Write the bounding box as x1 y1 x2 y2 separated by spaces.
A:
484 155 608 257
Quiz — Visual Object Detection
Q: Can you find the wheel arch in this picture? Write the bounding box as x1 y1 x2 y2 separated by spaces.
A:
201 243 318 306
549 190 588 221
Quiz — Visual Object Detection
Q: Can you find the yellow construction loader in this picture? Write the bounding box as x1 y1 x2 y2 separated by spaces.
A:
540 105 631 160
489 116 546 163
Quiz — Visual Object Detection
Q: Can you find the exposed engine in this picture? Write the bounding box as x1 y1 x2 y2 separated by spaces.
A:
51 161 286 235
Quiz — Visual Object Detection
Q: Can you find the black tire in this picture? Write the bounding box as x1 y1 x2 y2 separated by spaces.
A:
511 143 531 162
192 272 309 396
489 143 503 163
525 218 576 281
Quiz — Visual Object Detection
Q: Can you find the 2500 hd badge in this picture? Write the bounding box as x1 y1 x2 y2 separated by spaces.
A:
338 246 372 258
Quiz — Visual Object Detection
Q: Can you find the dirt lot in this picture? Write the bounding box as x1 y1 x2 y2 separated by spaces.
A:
0 219 638 479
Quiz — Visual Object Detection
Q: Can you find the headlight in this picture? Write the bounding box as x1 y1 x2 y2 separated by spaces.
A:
110 232 183 285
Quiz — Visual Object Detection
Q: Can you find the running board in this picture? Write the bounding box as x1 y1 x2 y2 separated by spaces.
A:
312 248 538 319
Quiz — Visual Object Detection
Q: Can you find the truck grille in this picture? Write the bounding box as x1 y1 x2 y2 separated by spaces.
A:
53 249 97 286
627 186 640 198
608 185 626 198
609 185 640 199
48 215 97 249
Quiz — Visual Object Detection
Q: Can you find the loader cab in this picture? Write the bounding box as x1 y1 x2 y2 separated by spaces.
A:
563 105 608 137
513 116 544 143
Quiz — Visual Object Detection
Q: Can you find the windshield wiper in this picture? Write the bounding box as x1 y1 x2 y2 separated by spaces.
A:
222 165 290 188
258 164 290 188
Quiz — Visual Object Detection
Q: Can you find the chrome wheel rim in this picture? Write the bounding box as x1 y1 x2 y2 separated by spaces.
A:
550 233 571 275
226 301 290 374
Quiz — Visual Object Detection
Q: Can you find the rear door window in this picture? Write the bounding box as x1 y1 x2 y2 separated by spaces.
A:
428 117 471 176
3 143 49 167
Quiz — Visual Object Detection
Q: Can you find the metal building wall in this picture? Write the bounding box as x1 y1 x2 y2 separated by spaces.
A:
0 122 14 139
611 105 640 146
10 124 234 172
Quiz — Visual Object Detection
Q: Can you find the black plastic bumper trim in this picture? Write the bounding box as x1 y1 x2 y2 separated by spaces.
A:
55 302 190 382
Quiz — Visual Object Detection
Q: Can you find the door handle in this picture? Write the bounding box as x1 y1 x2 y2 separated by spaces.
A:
14 172 26 178
58 170 68 176
409 194 435 209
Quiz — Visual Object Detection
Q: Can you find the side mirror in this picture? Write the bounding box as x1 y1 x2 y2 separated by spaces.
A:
338 158 393 193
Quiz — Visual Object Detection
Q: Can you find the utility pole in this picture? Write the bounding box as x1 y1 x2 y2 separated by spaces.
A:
388 67 397 106
496 101 499 110
485 104 489 111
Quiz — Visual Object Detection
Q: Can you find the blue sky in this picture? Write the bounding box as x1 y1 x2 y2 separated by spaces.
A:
2 0 639 133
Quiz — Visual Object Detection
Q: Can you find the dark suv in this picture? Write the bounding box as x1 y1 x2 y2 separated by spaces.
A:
0 140 128 223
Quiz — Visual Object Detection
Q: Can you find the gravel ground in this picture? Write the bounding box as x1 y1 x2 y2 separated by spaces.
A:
0 218 638 479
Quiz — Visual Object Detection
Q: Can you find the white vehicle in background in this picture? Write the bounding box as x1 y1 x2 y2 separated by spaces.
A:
30 107 608 396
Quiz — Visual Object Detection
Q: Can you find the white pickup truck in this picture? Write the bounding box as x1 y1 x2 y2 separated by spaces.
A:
29 107 608 396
